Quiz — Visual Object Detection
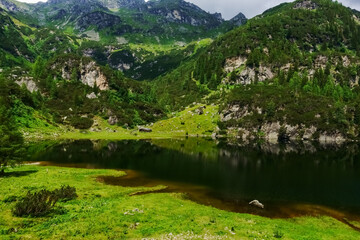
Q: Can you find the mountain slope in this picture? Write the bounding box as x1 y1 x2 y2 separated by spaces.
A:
193 0 360 88
0 7 35 66
19 0 242 43
0 0 246 80
1 0 360 142
154 0 360 141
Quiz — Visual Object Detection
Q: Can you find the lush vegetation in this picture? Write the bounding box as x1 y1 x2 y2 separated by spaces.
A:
0 76 24 175
1 0 360 238
193 0 360 88
220 81 360 137
0 0 359 143
150 0 360 139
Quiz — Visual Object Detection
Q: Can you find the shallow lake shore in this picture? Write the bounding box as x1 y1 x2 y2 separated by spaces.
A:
1 165 360 239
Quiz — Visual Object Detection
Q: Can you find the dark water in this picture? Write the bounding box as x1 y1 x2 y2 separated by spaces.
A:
26 138 360 222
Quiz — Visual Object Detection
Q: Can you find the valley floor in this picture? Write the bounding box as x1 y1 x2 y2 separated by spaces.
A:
0 165 359 239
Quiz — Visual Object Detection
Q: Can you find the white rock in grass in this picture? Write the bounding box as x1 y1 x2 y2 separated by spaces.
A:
249 200 264 209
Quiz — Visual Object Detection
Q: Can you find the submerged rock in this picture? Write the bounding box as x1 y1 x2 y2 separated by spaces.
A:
249 200 264 209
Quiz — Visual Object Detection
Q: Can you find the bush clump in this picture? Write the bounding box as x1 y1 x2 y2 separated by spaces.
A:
69 116 94 129
52 185 78 202
13 185 77 217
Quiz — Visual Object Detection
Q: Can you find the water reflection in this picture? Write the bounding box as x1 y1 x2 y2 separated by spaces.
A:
26 138 360 217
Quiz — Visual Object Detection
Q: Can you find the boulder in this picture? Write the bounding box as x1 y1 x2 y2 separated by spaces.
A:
86 92 97 99
211 132 217 139
249 200 264 209
138 126 152 132
195 108 204 115
108 116 118 125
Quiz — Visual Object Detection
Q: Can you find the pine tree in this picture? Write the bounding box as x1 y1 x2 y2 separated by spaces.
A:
32 56 46 79
0 77 24 175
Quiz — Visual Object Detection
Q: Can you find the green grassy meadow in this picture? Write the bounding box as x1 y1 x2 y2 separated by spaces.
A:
0 165 359 239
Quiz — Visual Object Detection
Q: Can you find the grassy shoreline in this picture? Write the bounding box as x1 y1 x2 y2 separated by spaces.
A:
0 165 359 239
21 104 219 141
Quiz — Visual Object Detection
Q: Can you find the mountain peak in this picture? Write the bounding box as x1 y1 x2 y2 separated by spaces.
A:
230 12 247 26
0 0 29 12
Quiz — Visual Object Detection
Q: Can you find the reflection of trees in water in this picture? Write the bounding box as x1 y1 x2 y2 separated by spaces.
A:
220 140 360 170
27 139 360 171
26 139 360 208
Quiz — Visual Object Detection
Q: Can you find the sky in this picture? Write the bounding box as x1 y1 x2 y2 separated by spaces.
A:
16 0 360 19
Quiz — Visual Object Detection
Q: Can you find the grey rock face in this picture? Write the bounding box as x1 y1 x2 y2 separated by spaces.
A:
293 0 318 10
86 92 97 99
220 101 349 143
99 0 144 9
229 12 247 26
76 11 122 31
144 0 224 28
15 78 38 93
80 61 109 91
55 58 109 91
0 0 25 12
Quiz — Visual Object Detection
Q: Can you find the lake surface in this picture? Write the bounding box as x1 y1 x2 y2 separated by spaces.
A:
27 138 360 223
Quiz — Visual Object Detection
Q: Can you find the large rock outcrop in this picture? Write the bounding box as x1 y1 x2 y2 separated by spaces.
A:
54 57 109 91
15 78 38 93
221 104 347 144
293 0 318 10
76 11 122 31
145 0 224 28
80 61 109 91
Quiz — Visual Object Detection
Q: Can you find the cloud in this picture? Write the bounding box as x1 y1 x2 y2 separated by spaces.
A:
15 0 360 20
188 0 291 19
189 0 360 19
339 0 360 11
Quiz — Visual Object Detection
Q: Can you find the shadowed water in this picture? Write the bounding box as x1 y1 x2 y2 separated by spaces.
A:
26 138 360 224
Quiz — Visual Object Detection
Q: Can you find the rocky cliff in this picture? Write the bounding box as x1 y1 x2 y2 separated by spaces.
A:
52 57 109 91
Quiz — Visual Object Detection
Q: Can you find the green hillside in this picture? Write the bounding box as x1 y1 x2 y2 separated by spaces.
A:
0 0 359 142
154 0 360 141
1 1 360 239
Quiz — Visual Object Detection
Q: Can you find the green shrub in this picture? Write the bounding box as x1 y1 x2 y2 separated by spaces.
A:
354 104 360 125
278 126 289 142
265 101 276 118
13 189 58 217
52 185 77 202
69 116 94 129
12 186 77 217
274 230 284 238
